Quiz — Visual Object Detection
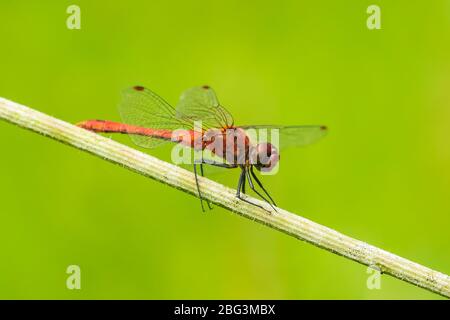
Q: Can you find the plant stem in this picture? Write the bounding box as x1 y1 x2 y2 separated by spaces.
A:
1 96 449 298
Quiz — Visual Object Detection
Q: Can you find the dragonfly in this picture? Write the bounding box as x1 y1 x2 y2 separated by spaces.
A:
77 85 327 212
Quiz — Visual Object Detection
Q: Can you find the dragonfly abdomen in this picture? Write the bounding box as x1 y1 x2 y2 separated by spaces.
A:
76 120 174 141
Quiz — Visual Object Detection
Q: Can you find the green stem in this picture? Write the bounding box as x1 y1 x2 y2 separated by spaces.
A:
1 97 449 298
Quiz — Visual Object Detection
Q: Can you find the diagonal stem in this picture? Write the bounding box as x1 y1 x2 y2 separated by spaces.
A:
0 96 449 298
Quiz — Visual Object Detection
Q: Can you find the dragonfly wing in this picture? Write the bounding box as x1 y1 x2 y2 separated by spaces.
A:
176 86 234 129
118 86 189 148
239 125 328 149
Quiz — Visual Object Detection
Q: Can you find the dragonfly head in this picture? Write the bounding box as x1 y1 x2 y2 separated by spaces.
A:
253 142 279 172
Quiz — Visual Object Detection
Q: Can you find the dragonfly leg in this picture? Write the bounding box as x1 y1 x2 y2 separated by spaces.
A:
236 168 270 212
200 159 237 169
199 164 213 210
245 169 277 212
236 168 245 197
250 166 277 206
193 163 206 212
198 159 237 209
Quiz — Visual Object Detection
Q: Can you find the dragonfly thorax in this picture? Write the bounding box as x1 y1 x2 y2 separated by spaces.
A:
203 127 249 165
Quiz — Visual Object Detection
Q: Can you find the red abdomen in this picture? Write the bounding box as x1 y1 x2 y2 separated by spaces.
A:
77 120 175 141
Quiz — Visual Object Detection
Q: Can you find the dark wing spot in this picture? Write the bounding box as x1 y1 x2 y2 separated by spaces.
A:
202 85 210 89
320 125 328 131
133 85 145 91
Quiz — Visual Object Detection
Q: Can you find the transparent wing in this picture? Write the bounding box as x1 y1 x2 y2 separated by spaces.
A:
176 85 234 129
239 125 328 149
118 86 191 148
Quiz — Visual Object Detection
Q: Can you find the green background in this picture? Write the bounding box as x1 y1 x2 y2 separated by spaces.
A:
0 1 449 299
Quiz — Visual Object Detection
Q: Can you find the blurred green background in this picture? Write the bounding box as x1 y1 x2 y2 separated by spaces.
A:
0 0 449 299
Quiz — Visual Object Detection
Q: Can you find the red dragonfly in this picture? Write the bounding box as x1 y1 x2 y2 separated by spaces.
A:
77 85 327 212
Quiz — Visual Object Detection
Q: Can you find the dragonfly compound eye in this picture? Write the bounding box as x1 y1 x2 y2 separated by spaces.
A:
255 143 279 171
